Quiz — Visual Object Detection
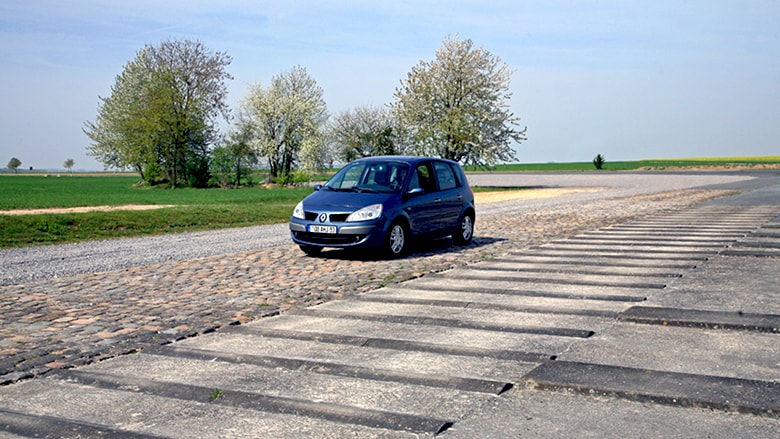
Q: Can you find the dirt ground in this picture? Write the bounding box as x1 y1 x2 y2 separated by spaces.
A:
0 188 596 216
0 204 176 216
473 187 602 203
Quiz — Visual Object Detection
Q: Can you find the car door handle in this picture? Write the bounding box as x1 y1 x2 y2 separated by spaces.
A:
434 198 441 203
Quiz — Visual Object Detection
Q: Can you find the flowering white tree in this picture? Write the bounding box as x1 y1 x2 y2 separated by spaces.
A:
242 66 328 182
392 35 526 167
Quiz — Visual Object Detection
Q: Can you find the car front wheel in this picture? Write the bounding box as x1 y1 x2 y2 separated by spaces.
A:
452 212 474 245
384 221 407 258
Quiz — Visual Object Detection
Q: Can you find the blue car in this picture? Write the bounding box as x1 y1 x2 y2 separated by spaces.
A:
290 156 475 257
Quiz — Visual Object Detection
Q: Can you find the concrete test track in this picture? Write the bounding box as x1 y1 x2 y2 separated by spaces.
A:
0 171 779 438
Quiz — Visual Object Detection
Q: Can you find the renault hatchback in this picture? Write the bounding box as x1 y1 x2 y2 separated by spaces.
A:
289 156 475 257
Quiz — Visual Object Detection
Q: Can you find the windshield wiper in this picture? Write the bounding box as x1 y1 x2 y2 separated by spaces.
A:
351 186 377 193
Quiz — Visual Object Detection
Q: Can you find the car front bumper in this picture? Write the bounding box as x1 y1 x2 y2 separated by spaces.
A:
289 219 385 249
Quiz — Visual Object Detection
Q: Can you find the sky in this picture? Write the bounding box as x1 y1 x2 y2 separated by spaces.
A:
1 0 778 171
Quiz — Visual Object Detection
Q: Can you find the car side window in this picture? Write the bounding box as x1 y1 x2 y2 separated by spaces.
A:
411 163 437 193
388 164 408 190
433 162 458 191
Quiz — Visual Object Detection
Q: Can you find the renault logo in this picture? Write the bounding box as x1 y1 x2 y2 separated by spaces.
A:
318 213 328 223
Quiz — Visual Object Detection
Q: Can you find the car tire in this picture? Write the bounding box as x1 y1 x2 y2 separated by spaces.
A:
299 245 323 256
384 221 408 258
452 212 474 245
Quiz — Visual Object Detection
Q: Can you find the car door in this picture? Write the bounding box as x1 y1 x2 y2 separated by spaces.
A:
431 161 464 232
403 161 440 236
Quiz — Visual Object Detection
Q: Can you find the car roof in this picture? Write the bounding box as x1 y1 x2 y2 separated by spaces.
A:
353 156 459 166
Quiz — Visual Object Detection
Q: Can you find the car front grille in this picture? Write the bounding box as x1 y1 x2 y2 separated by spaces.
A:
304 211 350 223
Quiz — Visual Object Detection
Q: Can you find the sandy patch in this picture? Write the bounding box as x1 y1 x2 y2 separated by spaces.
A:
0 204 176 216
474 187 603 203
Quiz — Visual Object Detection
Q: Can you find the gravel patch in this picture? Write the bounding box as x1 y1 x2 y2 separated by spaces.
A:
1 224 291 286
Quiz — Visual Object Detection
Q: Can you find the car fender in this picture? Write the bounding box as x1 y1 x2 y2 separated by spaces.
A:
382 205 412 235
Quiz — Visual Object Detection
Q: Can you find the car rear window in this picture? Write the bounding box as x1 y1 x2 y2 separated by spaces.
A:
434 162 459 191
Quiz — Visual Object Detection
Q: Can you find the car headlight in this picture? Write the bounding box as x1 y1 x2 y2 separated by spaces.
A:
346 204 383 222
292 201 305 219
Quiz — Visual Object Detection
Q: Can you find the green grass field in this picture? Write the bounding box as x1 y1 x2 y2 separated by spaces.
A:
464 156 780 172
0 176 313 248
2 156 778 248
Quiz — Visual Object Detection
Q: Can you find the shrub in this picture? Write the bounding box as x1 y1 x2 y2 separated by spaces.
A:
593 154 606 170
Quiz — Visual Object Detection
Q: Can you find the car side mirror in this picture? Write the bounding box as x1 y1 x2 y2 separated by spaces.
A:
313 184 323 191
406 187 424 196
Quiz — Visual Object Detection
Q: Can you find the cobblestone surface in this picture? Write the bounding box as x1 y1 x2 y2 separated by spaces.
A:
0 188 729 384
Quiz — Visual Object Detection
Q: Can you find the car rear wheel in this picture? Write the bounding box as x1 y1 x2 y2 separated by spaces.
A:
384 221 407 258
299 245 323 256
452 212 474 245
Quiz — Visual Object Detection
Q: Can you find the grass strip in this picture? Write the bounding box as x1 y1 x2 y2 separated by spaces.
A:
0 204 297 248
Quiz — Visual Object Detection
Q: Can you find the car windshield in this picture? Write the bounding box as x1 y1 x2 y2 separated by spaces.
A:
324 161 410 194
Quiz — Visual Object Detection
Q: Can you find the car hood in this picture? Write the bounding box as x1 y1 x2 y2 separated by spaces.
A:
303 190 396 212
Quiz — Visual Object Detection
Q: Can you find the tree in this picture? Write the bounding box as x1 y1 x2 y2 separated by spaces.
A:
392 34 526 167
242 66 328 183
328 105 407 163
7 157 21 173
84 39 233 187
210 116 257 188
63 158 75 172
593 154 606 170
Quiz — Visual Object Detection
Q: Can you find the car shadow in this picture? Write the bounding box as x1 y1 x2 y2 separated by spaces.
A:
307 235 506 261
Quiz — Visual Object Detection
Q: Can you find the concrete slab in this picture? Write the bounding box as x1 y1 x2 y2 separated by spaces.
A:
525 360 780 416
439 268 670 289
467 260 688 277
620 305 780 332
443 386 780 439
361 287 633 316
404 276 656 300
506 248 713 261
555 322 780 382
489 254 701 269
292 308 595 338
661 254 780 314
536 242 728 254
178 332 540 383
0 379 424 438
249 314 579 357
53 354 491 422
310 299 616 333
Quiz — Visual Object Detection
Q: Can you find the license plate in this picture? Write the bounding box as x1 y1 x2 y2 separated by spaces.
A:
308 224 337 234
